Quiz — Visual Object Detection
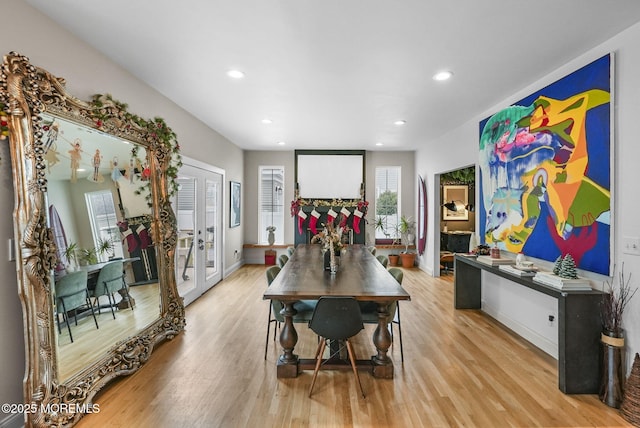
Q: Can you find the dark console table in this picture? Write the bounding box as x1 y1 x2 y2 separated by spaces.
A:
454 254 603 394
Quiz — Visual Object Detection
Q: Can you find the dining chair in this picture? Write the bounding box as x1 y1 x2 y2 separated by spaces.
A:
55 270 99 343
89 259 124 319
264 266 316 360
359 267 404 362
278 254 289 268
376 255 389 268
287 246 295 257
368 246 377 256
308 296 366 398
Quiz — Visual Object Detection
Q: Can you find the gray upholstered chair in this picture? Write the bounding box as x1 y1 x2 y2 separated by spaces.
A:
368 246 377 256
89 259 124 319
287 246 295 257
376 255 389 268
264 266 316 360
55 270 98 343
308 296 365 398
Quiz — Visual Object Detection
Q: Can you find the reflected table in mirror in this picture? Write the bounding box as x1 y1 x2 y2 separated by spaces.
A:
71 257 140 309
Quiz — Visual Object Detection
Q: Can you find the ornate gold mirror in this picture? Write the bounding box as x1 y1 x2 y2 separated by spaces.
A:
0 52 185 427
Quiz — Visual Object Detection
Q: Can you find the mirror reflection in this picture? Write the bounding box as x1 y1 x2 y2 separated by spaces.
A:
44 113 161 381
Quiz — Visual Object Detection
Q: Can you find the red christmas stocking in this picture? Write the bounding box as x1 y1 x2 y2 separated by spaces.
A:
352 208 364 234
339 207 351 228
297 210 308 235
136 224 152 250
309 209 321 235
327 208 338 225
119 222 138 253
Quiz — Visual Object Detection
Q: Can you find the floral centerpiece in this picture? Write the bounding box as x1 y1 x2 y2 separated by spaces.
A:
311 214 350 272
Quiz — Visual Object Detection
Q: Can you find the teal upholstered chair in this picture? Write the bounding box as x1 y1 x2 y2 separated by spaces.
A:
264 266 316 359
360 267 404 362
89 259 124 319
308 297 366 398
55 270 98 343
287 246 295 257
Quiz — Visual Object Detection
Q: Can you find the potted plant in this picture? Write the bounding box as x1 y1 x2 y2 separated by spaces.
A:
62 242 78 271
600 263 637 408
79 247 98 266
96 236 115 261
375 216 400 265
399 215 416 268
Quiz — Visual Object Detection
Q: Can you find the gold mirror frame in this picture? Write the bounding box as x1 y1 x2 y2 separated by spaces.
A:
0 52 185 427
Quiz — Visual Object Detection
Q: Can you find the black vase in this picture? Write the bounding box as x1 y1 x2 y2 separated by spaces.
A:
600 330 625 408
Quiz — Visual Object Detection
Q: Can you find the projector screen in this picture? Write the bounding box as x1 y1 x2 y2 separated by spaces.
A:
297 153 363 199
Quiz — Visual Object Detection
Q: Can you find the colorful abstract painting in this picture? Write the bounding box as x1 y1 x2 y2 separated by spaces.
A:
479 54 611 275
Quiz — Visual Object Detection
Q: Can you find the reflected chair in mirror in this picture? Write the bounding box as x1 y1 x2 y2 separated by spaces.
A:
360 267 404 362
376 255 389 268
55 270 99 343
308 296 366 398
278 254 289 268
89 260 124 319
264 266 316 360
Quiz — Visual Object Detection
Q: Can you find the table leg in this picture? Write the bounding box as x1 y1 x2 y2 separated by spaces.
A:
371 301 394 378
117 286 136 310
276 301 299 378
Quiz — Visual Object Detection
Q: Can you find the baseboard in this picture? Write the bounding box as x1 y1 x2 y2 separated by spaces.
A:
224 259 243 278
482 301 558 359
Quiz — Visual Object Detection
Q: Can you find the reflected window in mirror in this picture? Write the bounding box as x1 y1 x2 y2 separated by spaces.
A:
85 190 124 261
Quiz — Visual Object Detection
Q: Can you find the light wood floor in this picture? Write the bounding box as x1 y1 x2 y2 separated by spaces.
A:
75 265 631 428
57 282 160 380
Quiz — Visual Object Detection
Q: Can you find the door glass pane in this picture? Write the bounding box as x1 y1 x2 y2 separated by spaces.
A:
176 176 197 295
205 178 218 278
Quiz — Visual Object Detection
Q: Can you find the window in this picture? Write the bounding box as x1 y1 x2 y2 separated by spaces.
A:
85 190 124 262
375 167 401 243
259 166 285 244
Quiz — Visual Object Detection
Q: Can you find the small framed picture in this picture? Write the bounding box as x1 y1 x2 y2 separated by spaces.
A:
230 181 241 228
443 185 469 221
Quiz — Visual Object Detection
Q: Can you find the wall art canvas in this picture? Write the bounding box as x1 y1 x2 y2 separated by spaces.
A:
479 54 612 275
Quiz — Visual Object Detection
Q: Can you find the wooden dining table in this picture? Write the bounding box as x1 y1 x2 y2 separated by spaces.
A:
263 244 411 379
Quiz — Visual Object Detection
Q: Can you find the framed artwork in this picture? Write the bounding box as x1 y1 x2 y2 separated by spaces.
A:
443 185 469 221
230 181 241 228
478 54 612 275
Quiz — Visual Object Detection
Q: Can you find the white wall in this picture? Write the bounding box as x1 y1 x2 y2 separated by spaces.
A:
0 2 243 422
243 150 415 250
416 21 640 373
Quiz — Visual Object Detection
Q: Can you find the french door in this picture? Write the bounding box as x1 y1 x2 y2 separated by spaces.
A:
175 160 224 306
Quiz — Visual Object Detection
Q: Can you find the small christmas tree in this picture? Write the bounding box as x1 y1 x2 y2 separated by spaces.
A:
552 256 562 275
559 254 578 279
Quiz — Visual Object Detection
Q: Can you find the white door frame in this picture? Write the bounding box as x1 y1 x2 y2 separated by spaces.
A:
176 157 225 306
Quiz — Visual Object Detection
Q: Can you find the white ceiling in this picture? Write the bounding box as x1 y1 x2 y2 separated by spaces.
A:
26 0 640 151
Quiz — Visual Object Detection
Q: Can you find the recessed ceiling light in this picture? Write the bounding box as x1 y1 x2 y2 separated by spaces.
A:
277 141 286 146
376 142 384 146
394 120 406 126
227 69 245 79
433 70 453 81
262 119 273 124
